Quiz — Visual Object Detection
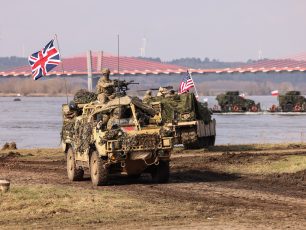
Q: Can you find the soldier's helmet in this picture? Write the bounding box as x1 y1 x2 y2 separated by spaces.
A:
145 90 152 96
101 68 111 80
68 101 77 111
157 87 167 96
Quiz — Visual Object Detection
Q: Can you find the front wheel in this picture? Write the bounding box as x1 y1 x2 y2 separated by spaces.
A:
67 148 84 181
151 161 170 183
90 151 109 186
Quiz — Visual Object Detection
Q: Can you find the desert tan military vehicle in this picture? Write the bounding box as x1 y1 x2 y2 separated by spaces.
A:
61 96 173 186
144 92 216 149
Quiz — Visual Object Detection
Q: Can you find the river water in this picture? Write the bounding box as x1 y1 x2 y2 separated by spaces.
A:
0 96 306 148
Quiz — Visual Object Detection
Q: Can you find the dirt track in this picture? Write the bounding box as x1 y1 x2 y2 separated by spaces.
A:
1 146 306 229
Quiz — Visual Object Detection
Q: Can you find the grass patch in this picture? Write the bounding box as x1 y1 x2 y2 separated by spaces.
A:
224 155 306 175
207 143 306 152
0 184 196 228
0 148 63 161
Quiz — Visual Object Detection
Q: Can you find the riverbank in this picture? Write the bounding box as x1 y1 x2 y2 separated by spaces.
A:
0 143 305 229
0 93 73 97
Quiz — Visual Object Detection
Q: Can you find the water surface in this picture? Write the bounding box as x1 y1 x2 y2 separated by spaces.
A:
0 96 306 148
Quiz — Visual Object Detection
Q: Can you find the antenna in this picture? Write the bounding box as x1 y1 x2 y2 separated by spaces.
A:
117 34 121 125
117 34 120 75
140 37 146 57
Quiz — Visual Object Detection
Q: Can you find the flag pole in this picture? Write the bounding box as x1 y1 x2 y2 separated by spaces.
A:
188 69 199 99
54 34 69 104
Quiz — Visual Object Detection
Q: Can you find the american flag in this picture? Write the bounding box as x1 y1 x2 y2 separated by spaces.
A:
179 71 195 94
28 39 61 80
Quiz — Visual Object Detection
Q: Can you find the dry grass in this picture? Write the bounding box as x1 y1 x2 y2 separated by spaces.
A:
223 155 306 175
207 142 306 152
0 148 63 160
0 184 198 228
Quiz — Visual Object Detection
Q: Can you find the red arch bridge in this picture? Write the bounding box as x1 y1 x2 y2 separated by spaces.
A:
1 51 306 90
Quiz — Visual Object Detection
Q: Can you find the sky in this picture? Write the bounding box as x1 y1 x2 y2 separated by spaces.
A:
1 0 306 61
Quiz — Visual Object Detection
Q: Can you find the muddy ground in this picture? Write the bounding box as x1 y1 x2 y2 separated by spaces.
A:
0 144 306 229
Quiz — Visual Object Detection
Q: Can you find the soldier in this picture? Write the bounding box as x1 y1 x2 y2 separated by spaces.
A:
96 113 110 130
165 89 176 98
157 87 169 97
143 90 153 102
96 68 116 103
107 107 124 129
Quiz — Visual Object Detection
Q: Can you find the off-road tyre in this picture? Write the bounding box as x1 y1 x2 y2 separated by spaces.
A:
151 161 170 183
67 148 84 181
90 151 109 186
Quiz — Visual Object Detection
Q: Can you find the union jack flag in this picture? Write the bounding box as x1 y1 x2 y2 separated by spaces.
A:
179 71 195 94
28 39 61 80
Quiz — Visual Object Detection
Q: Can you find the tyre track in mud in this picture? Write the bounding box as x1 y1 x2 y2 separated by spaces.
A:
1 149 306 228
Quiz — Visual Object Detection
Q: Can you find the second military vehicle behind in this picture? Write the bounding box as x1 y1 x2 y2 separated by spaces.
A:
144 91 216 149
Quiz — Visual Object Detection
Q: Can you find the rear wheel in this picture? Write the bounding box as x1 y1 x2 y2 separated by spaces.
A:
90 151 109 186
67 148 84 181
151 161 170 183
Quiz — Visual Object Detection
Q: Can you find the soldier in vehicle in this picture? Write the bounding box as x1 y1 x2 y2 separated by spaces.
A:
107 106 125 129
143 90 153 102
165 89 176 98
96 68 116 103
157 87 169 97
96 113 110 130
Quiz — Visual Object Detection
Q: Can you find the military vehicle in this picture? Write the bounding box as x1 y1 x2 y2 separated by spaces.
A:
144 92 216 149
275 91 306 112
61 94 173 186
215 91 261 112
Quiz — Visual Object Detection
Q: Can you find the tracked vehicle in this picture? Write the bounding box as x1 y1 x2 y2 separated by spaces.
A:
215 91 261 112
144 92 216 149
61 95 173 186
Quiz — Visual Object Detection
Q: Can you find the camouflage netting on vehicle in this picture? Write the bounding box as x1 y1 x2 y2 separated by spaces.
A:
225 91 239 96
73 89 97 104
98 130 160 151
99 129 125 145
145 93 211 124
61 119 75 140
122 133 160 150
74 119 95 154
279 93 306 107
285 91 301 96
216 92 256 109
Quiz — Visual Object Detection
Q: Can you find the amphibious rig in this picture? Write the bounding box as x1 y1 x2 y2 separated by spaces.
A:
211 91 306 114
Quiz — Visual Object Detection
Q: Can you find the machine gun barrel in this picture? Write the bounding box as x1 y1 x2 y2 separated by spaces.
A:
114 79 139 86
137 86 173 92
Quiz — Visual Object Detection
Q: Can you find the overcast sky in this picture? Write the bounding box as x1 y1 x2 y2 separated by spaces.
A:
1 0 306 61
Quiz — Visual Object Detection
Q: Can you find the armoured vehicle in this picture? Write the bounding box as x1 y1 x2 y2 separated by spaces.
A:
61 95 173 186
215 91 261 112
144 92 216 149
276 91 306 112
